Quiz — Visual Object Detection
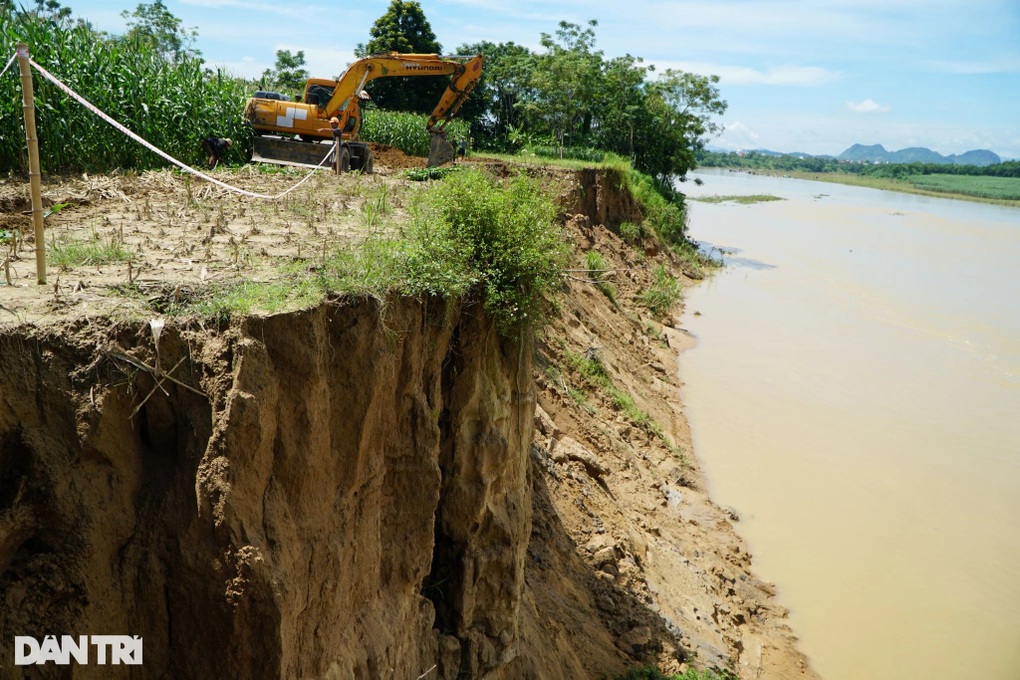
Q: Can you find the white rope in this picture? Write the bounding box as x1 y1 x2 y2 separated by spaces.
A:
26 57 333 199
0 52 16 79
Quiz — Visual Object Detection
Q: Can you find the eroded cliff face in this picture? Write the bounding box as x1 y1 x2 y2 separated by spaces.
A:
0 299 533 679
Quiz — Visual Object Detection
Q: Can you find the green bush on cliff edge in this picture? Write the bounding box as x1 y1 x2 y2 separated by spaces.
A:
411 169 569 333
277 168 567 336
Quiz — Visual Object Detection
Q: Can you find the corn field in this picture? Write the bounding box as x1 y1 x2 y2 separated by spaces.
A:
908 174 1020 201
1 8 252 174
360 110 469 159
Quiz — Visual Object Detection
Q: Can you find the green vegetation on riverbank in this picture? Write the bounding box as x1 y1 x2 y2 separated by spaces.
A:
907 174 1020 201
690 194 784 204
615 665 735 680
186 168 567 336
751 170 1020 206
697 150 1020 206
476 149 719 277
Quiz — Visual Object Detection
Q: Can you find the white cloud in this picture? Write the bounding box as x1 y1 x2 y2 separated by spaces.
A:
846 98 891 114
717 121 761 149
208 47 356 81
279 47 358 81
651 60 842 87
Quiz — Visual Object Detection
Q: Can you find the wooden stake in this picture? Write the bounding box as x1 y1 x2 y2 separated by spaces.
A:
16 43 46 285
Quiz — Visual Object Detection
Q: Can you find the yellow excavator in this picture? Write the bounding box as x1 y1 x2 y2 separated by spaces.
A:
244 52 483 171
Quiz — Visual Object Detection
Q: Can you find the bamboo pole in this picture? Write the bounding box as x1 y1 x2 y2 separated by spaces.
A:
16 42 46 285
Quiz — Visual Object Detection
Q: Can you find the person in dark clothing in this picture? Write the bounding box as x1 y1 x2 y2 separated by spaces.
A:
201 137 232 168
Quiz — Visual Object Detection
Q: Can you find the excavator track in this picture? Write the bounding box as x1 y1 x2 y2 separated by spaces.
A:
251 136 374 173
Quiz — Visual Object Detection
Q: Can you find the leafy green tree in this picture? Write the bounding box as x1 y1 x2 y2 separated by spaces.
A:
260 50 309 100
529 20 605 153
591 54 652 160
2 0 75 27
639 69 727 179
121 0 199 62
355 0 444 114
455 40 537 150
30 0 71 23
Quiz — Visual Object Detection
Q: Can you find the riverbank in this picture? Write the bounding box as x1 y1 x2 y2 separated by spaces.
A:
701 166 1020 207
0 159 818 678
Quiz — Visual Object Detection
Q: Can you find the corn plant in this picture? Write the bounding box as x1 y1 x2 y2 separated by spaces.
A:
1 6 253 173
360 110 469 158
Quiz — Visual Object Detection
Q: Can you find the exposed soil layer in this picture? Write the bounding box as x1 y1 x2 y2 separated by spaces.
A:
366 142 428 171
0 163 816 679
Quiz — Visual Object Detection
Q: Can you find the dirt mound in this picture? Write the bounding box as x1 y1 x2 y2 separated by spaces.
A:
368 142 427 171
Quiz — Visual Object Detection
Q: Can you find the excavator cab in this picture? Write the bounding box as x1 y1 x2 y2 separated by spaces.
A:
305 84 333 108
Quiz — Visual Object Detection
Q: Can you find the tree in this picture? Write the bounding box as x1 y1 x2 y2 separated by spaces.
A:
529 20 605 153
2 0 73 26
355 0 444 114
455 41 537 150
643 69 727 178
591 54 653 160
121 0 199 63
31 0 71 23
260 50 310 100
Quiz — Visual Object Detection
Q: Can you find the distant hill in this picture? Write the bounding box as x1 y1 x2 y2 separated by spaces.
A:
953 149 1003 166
837 144 1001 166
737 148 834 159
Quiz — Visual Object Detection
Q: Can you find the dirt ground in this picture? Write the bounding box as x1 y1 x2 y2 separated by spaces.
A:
0 152 817 679
0 143 454 325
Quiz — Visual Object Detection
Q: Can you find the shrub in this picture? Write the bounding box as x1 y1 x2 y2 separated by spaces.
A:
639 264 682 316
618 221 646 245
615 666 736 680
625 169 689 245
413 169 568 333
584 250 616 303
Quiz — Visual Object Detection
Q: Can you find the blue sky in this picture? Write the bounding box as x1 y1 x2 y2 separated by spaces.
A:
55 0 1020 158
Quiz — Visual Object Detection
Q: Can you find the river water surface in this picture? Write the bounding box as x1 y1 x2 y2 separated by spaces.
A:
678 169 1020 680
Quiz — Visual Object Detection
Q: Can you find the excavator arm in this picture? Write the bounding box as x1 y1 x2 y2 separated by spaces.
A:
322 53 483 136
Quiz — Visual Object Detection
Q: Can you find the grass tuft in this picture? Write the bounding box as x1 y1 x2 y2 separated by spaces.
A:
638 264 682 316
48 231 134 268
584 250 616 303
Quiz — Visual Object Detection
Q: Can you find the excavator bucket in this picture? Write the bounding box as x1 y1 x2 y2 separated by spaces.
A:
426 130 456 168
252 136 335 169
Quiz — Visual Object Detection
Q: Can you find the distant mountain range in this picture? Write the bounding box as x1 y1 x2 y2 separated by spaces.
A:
837 144 1001 166
705 143 1004 166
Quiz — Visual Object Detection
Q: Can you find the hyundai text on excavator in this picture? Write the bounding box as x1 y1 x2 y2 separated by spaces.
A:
244 52 483 172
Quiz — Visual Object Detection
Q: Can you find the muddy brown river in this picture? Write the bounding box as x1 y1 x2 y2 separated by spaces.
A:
679 169 1020 680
